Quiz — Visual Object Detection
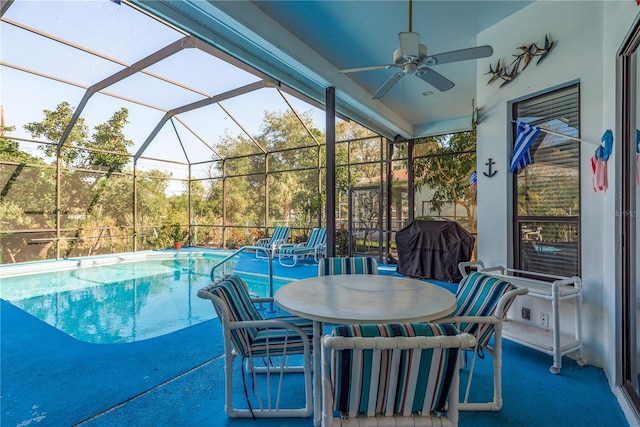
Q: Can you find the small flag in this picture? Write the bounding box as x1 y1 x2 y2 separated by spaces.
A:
469 171 477 187
636 129 640 185
510 122 541 173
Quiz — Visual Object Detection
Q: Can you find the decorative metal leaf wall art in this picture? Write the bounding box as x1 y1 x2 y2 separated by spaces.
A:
486 34 556 87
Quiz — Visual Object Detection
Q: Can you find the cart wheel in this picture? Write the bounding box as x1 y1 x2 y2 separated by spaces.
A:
550 366 560 374
577 358 587 367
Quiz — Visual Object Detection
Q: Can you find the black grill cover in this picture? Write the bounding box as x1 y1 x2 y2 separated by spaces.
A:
395 220 475 282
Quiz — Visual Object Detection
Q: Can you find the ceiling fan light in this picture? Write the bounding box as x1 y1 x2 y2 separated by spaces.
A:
404 63 418 74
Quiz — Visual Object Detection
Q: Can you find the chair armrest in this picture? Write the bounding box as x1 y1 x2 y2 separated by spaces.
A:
458 260 485 278
280 242 307 249
443 315 501 326
256 237 270 245
323 332 477 350
272 238 287 247
496 287 529 318
251 296 275 304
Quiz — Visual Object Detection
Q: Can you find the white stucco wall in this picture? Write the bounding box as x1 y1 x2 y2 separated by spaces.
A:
475 0 639 386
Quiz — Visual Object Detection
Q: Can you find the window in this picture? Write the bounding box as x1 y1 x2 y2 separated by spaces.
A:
512 84 580 276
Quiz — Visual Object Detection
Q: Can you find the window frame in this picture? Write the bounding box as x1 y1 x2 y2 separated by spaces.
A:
510 83 582 276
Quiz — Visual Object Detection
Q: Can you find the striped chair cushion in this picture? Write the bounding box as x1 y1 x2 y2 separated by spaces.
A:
251 316 314 357
207 275 313 358
256 226 290 248
280 228 326 254
451 272 517 347
318 257 378 275
331 323 460 416
307 227 326 247
207 275 263 356
279 244 314 256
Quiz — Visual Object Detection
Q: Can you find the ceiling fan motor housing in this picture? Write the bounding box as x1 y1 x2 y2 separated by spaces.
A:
393 43 428 67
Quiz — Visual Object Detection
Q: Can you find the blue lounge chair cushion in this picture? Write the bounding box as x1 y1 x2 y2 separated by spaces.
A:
256 226 290 248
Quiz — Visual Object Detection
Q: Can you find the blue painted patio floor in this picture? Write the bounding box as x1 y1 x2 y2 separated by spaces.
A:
0 249 629 426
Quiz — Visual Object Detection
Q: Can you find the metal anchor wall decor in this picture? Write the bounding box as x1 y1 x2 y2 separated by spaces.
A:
483 158 497 177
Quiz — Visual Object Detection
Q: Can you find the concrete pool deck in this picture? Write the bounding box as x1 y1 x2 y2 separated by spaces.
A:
0 249 629 426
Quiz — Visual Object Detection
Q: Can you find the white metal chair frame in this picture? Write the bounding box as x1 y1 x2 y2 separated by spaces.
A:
255 226 290 259
433 261 529 412
321 329 476 427
197 283 312 419
278 228 327 267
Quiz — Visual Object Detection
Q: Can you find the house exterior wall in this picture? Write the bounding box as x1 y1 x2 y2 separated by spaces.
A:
476 0 638 390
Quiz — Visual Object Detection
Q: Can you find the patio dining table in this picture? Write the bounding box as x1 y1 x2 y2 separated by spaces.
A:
274 274 457 426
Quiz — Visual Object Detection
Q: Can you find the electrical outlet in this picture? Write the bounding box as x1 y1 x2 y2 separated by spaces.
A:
540 312 549 328
521 307 531 320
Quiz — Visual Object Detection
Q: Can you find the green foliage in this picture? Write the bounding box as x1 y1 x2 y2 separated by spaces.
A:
87 108 133 171
24 101 89 166
1 126 43 164
24 102 132 171
3 102 453 262
169 223 188 242
413 131 477 231
226 228 247 249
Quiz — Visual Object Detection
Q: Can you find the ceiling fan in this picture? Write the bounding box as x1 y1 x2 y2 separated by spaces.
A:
339 0 493 99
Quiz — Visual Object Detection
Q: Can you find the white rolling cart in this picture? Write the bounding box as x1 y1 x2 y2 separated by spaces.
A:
460 261 586 374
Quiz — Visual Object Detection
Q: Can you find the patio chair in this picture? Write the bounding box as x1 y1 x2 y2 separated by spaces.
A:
197 274 312 418
278 227 327 267
255 226 290 259
321 322 476 427
434 263 528 412
318 256 378 276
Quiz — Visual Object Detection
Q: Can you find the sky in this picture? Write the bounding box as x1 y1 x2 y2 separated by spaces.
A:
1 0 328 173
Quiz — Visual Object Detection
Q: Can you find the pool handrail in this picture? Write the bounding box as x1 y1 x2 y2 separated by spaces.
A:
209 245 275 300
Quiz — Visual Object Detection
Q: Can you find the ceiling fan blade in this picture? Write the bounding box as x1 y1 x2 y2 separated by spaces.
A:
339 64 396 74
426 45 493 65
399 32 420 59
372 71 404 99
415 67 455 92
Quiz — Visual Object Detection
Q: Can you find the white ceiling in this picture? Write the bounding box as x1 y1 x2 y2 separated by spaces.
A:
132 0 533 139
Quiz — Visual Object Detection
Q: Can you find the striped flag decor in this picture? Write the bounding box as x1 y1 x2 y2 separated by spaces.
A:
636 129 640 185
510 122 541 173
469 170 477 187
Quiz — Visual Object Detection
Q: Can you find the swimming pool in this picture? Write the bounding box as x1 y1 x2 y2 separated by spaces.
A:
0 251 290 344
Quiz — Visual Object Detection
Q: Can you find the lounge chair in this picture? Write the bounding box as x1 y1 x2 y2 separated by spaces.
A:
321 322 476 426
278 227 326 267
255 226 290 259
197 274 313 418
318 256 378 275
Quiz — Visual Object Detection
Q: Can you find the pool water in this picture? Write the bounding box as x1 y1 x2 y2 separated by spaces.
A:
1 256 289 344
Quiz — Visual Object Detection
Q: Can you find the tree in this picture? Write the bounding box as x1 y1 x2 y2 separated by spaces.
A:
413 131 477 232
87 108 133 171
24 101 89 167
24 102 132 171
1 125 58 261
